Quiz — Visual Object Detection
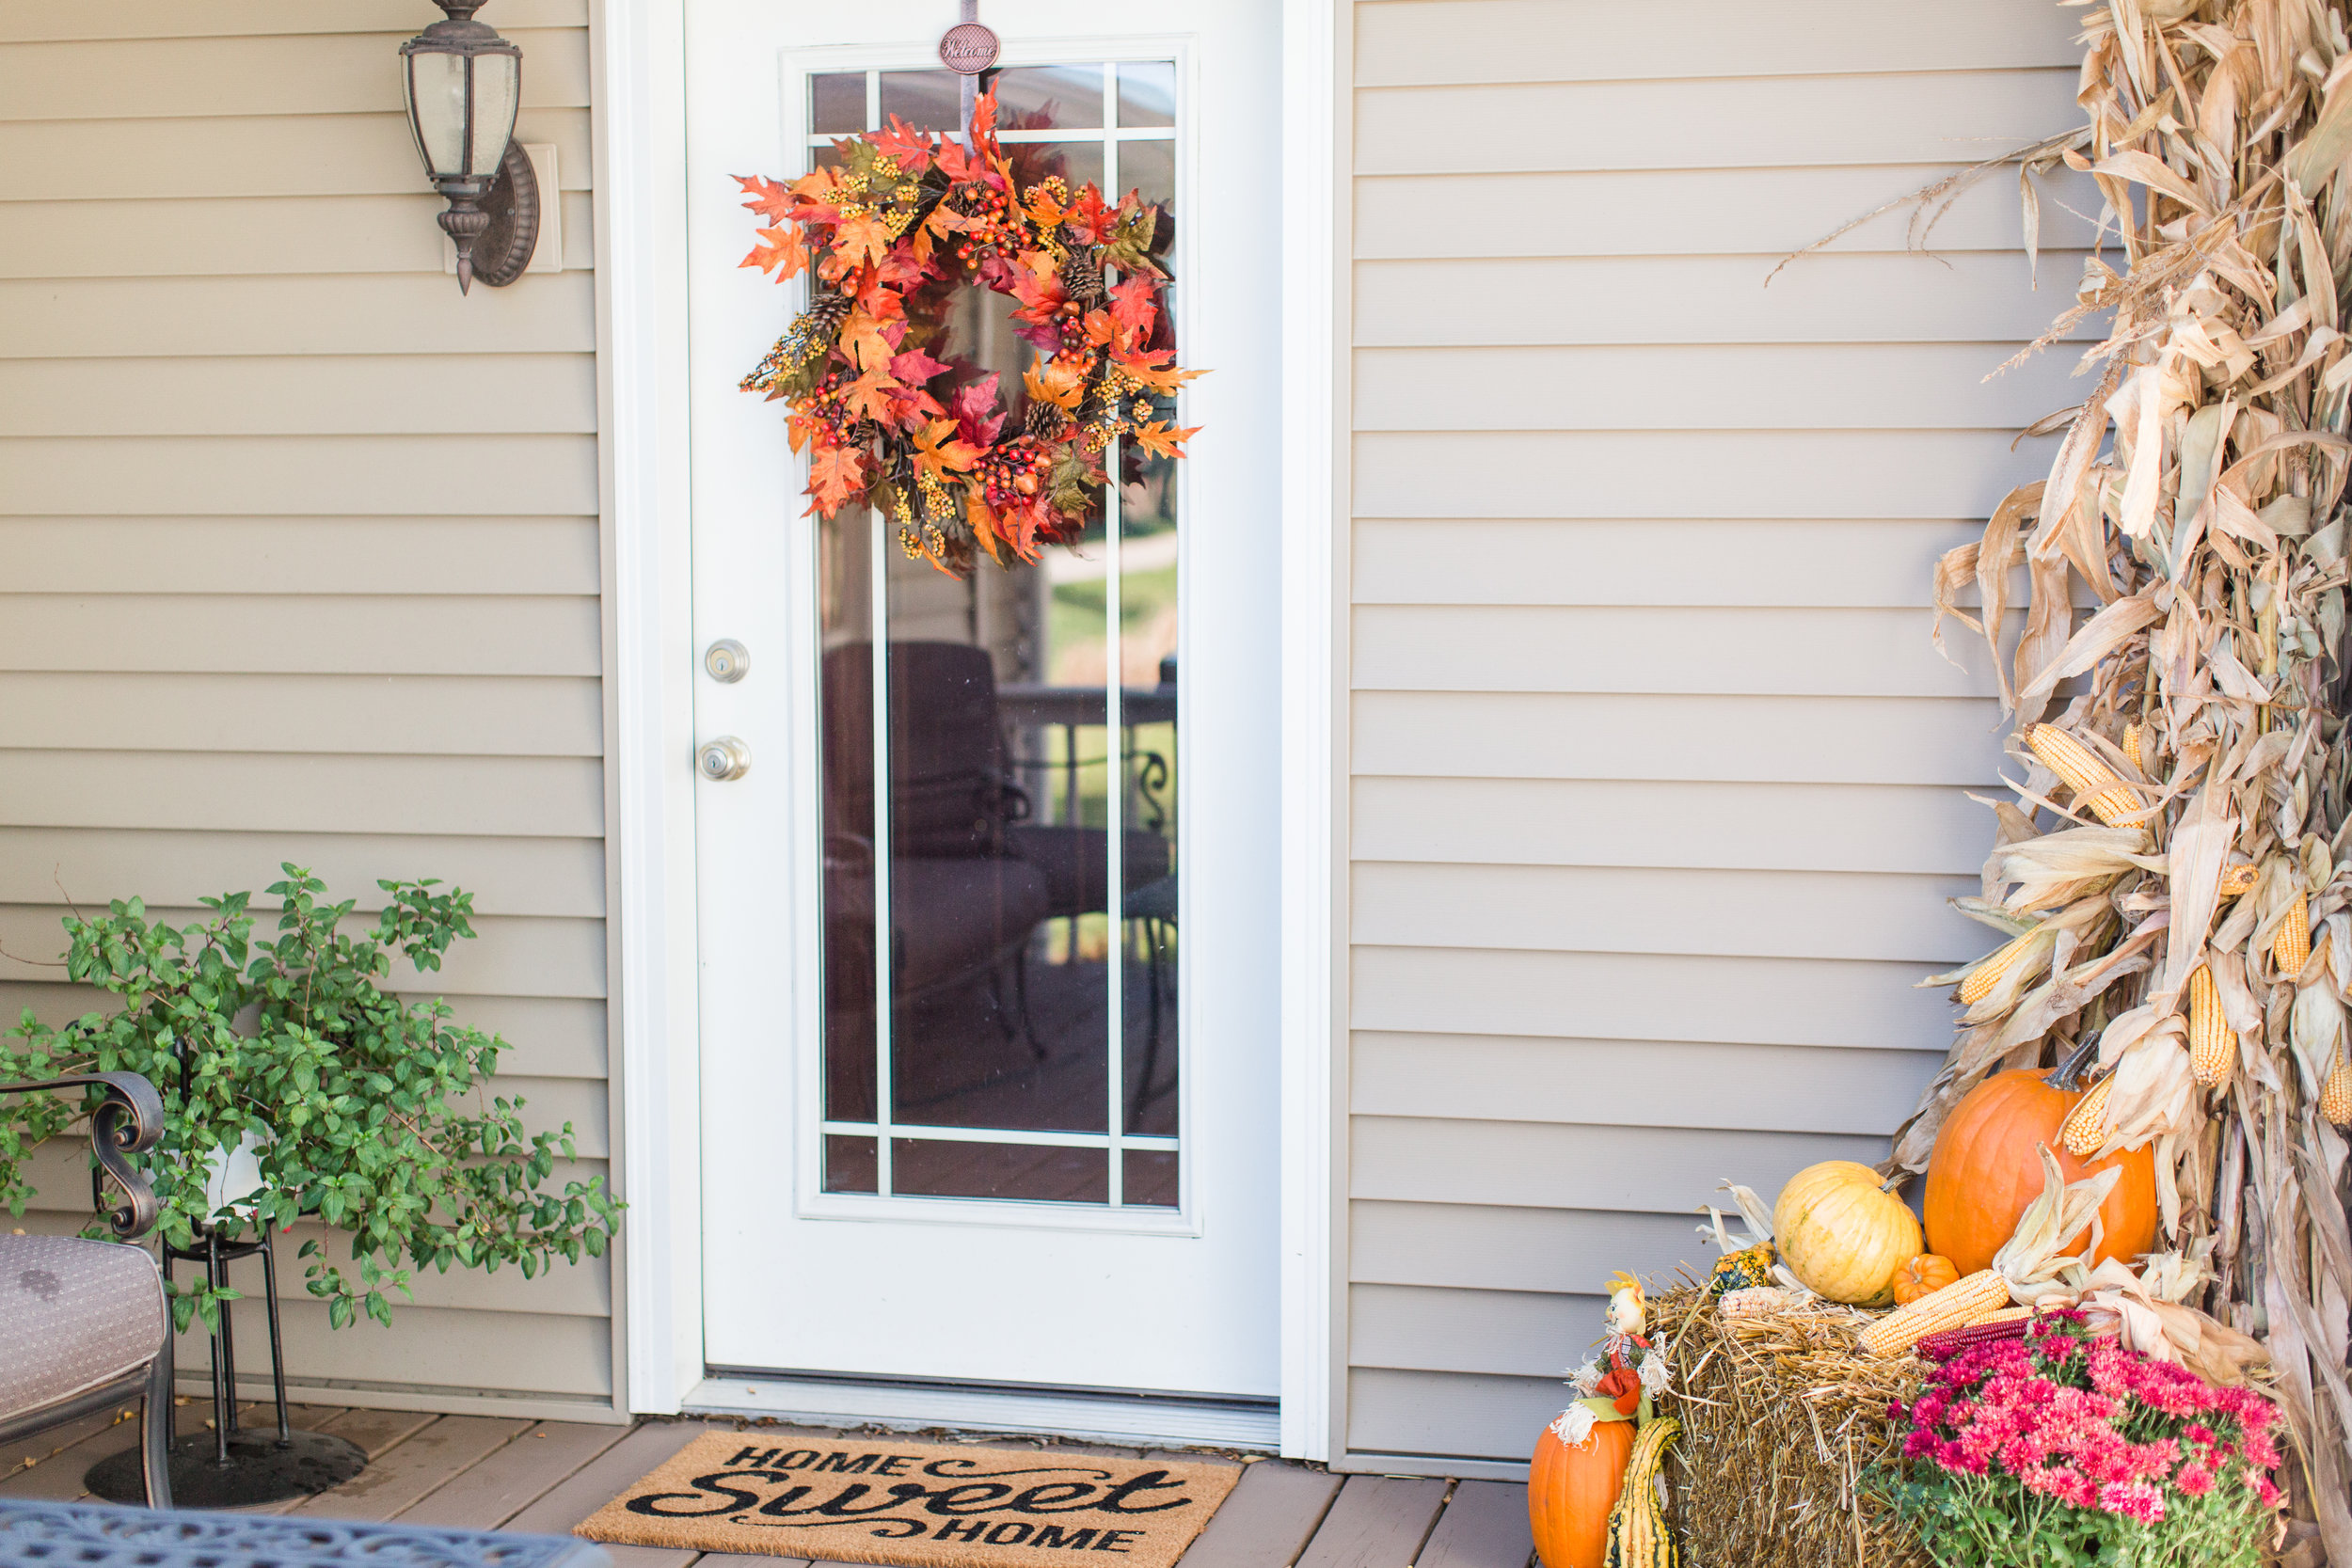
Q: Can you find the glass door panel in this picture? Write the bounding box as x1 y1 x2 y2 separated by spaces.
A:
808 61 1183 1210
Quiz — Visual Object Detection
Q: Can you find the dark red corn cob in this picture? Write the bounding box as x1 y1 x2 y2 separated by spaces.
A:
1915 1315 2034 1363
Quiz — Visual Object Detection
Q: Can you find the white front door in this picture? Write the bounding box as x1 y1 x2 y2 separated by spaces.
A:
686 0 1281 1418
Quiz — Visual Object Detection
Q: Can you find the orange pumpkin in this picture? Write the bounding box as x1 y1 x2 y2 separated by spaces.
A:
1529 1416 1634 1568
1891 1253 1961 1306
1922 1044 2159 1276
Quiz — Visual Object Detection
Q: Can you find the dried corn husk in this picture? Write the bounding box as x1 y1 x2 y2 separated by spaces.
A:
1827 7 2352 1550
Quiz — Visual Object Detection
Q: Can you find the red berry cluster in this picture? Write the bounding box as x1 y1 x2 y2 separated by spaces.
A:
975 436 1052 509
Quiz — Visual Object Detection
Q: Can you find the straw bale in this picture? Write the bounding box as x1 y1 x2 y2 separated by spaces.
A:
1649 1284 1927 1568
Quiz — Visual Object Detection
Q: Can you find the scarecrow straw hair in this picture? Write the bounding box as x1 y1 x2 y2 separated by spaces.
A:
1862 0 2352 1557
1648 1286 1928 1568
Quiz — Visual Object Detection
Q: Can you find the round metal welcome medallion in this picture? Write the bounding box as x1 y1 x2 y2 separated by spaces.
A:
938 21 1000 74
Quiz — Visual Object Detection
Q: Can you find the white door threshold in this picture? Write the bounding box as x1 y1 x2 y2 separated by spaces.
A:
685 1373 1280 1451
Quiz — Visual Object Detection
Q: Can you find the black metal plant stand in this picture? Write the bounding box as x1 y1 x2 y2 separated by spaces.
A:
85 1222 367 1507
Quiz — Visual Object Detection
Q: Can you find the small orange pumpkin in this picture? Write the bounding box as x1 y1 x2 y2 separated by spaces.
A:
1891 1253 1961 1306
1529 1416 1634 1568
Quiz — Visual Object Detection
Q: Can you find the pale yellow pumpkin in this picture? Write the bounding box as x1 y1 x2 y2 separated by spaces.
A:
1771 1160 1923 1306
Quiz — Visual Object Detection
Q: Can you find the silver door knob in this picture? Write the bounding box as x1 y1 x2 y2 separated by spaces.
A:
705 639 749 682
697 736 751 781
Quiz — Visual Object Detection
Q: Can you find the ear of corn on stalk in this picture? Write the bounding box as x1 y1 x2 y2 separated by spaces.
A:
1604 1418 1677 1568
2059 1075 2114 1156
2218 863 2259 897
2273 897 2311 975
1959 929 2041 1005
2122 722 2143 772
2324 1047 2352 1128
2027 724 2137 827
2189 965 2232 1088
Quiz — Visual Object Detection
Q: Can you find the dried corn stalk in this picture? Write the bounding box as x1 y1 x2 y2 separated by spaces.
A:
1882 3 2352 1557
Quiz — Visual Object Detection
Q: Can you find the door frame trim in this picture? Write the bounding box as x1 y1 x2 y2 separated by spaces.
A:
596 0 1343 1463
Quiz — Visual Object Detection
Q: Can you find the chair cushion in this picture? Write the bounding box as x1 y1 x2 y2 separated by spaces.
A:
0 1235 166 1420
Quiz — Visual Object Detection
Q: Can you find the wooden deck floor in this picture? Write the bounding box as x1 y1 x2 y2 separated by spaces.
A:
3 1405 1534 1568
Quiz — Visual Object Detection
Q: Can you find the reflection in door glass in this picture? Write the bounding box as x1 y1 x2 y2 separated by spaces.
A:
810 60 1182 1210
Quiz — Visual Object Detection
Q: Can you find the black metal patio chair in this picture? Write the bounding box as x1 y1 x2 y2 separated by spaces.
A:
0 1073 172 1508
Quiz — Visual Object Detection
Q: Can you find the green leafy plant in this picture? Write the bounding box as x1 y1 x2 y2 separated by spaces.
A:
0 865 620 1331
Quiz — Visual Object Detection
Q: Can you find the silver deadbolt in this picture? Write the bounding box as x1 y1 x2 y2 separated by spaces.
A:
705 639 750 683
697 736 751 782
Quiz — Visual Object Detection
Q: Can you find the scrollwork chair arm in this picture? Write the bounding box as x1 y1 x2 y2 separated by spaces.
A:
0 1071 165 1241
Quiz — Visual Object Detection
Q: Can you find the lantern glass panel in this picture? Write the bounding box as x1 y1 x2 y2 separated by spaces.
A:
405 51 471 178
467 52 521 176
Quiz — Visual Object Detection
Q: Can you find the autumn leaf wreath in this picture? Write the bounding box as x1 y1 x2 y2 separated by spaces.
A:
737 90 1200 577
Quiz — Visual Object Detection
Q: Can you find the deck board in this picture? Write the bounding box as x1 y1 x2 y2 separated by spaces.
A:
1173 1459 1344 1568
1416 1481 1532 1568
497 1418 719 1568
294 1417 533 1520
1293 1477 1451 1568
16 1402 1503 1568
396 1419 633 1528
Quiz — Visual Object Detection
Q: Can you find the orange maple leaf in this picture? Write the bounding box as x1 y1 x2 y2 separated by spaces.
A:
806 442 867 516
737 174 796 225
833 212 892 269
843 364 900 424
1132 420 1200 461
913 419 981 476
741 224 808 279
838 310 901 371
1117 353 1207 395
1024 358 1086 410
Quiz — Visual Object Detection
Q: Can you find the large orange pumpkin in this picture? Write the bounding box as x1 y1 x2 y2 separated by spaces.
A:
1922 1048 2159 1276
1529 1416 1634 1568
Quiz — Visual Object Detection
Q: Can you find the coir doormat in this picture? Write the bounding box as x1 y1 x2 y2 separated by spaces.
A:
575 1432 1242 1568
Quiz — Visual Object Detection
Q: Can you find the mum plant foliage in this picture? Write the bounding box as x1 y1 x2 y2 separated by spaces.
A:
1888 1312 2284 1568
0 866 619 1331
736 89 1199 577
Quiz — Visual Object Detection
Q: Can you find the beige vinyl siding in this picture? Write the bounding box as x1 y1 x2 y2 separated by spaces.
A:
1341 0 2083 1471
0 3 620 1420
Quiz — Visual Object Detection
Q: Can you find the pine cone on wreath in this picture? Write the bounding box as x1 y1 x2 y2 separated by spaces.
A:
801 291 851 341
1025 400 1070 439
1059 248 1107 309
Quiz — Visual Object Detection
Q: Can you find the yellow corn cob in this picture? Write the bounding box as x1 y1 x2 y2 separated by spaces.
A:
1605 1417 1679 1568
2027 724 2137 827
2059 1076 2114 1156
2122 722 2143 772
2219 863 2259 897
2189 965 2232 1088
2323 1047 2352 1128
2273 897 2311 975
1961 1304 2037 1331
1862 1270 2013 1356
1959 930 2039 1005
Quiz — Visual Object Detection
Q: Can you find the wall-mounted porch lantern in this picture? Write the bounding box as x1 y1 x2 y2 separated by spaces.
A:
401 1 538 293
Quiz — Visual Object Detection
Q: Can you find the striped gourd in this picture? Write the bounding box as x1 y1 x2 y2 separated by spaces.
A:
1604 1418 1678 1568
2219 863 2259 897
2324 1047 2352 1128
1860 1269 2011 1356
2189 965 2233 1088
2274 898 2312 975
1959 930 2039 1005
2059 1075 2113 1156
2122 722 2143 771
2027 724 2137 827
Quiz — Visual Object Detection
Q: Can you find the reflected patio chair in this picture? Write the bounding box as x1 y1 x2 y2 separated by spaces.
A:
822 642 1054 1106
